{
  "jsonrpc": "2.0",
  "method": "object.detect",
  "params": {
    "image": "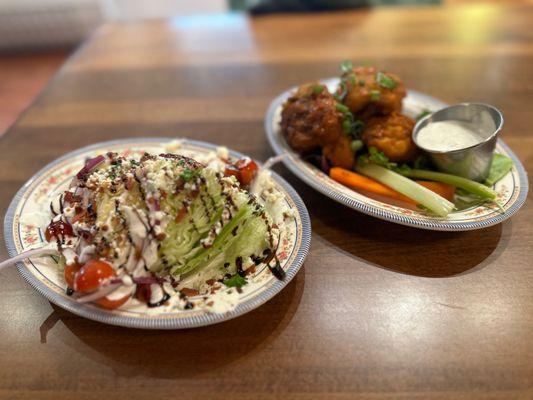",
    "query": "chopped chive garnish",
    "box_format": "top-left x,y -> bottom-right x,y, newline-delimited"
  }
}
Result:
370,90 -> 381,101
352,119 -> 364,136
334,81 -> 348,101
416,109 -> 432,121
348,73 -> 357,86
342,119 -> 352,134
180,168 -> 199,182
312,85 -> 325,94
223,275 -> 247,288
335,103 -> 350,114
376,71 -> 397,90
342,115 -> 364,139
340,60 -> 354,73
350,140 -> 364,152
